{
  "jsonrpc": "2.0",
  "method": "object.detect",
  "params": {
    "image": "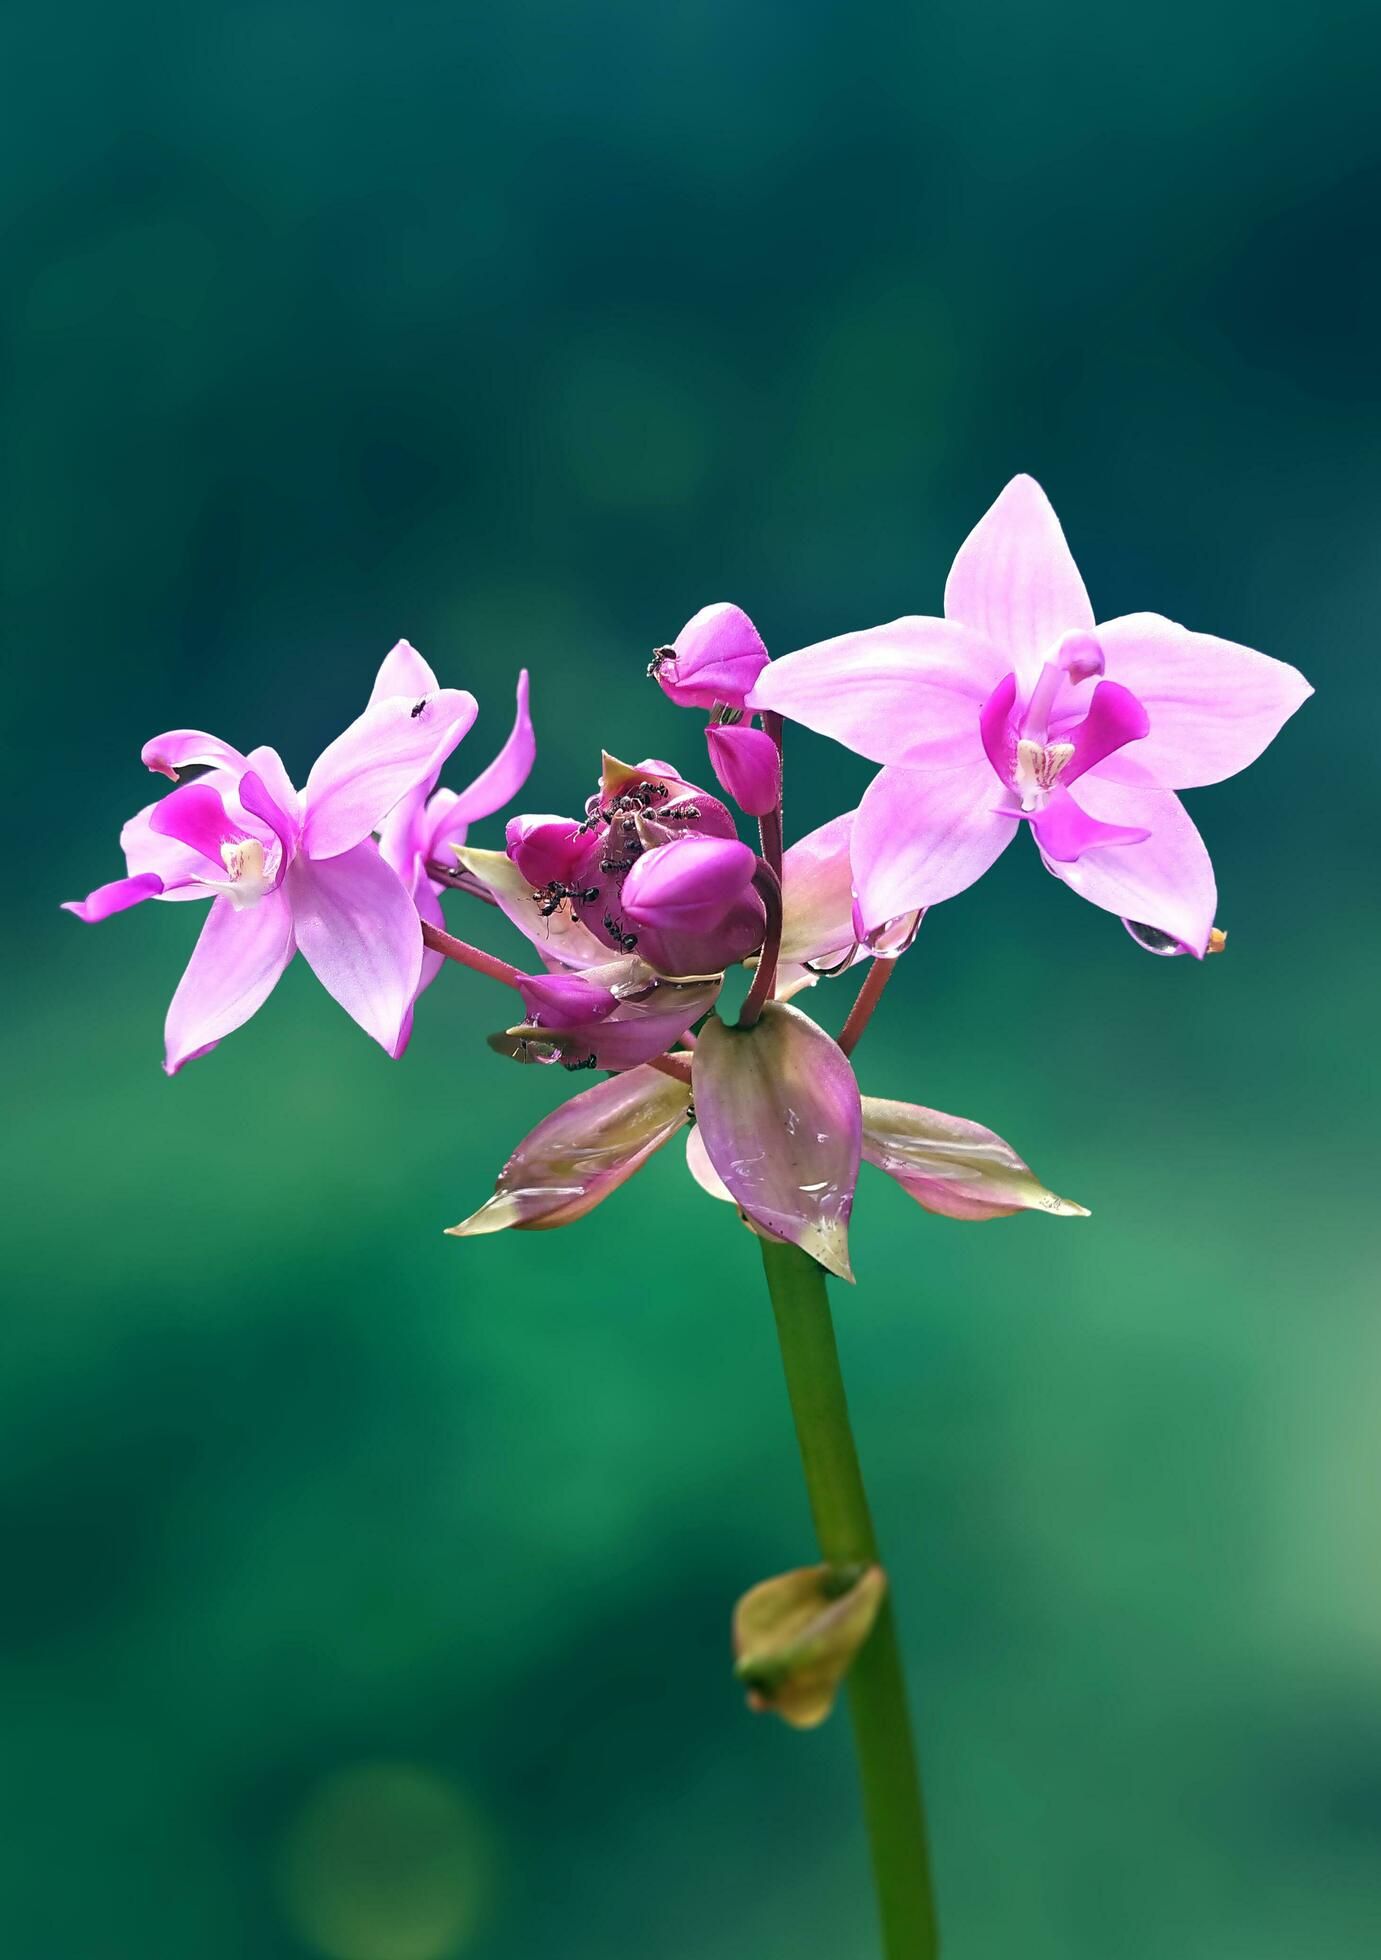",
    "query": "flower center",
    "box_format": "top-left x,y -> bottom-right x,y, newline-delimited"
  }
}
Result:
1013,737 -> 1075,811
218,836 -> 275,909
